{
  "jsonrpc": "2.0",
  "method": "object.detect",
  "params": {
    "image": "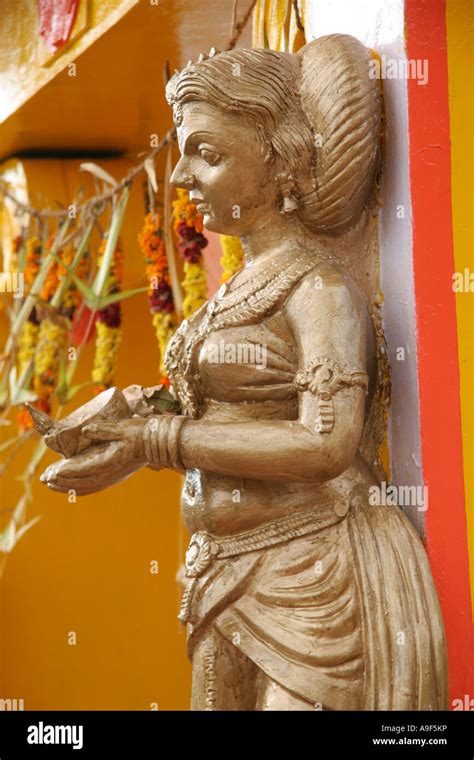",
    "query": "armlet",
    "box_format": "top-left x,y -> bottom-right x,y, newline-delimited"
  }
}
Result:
294,356 -> 369,434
